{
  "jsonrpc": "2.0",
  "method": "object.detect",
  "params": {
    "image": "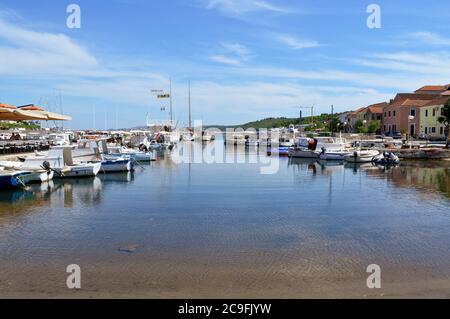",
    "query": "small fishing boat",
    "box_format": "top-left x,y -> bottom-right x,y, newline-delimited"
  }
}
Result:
267,146 -> 290,156
289,136 -> 350,159
0,171 -> 34,189
344,150 -> 380,163
99,157 -> 134,173
319,148 -> 353,161
0,160 -> 54,183
182,132 -> 196,142
107,146 -> 156,162
18,146 -> 102,178
201,132 -> 215,142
